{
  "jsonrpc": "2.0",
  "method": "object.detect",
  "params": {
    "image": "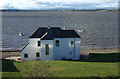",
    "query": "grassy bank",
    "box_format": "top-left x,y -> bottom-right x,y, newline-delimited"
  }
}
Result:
2,53 -> 120,77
